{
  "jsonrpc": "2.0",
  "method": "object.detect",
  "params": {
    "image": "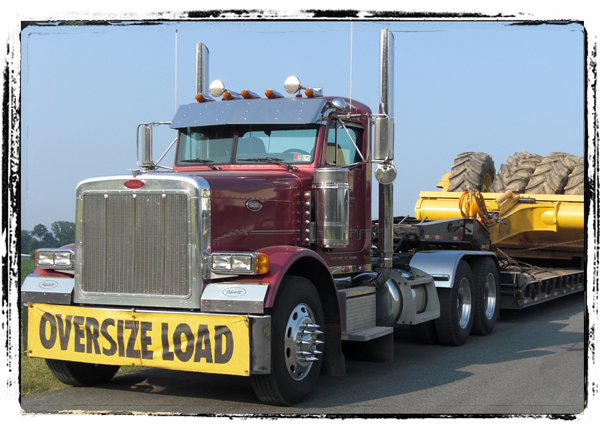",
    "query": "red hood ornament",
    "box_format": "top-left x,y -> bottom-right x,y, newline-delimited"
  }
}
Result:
124,180 -> 145,189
